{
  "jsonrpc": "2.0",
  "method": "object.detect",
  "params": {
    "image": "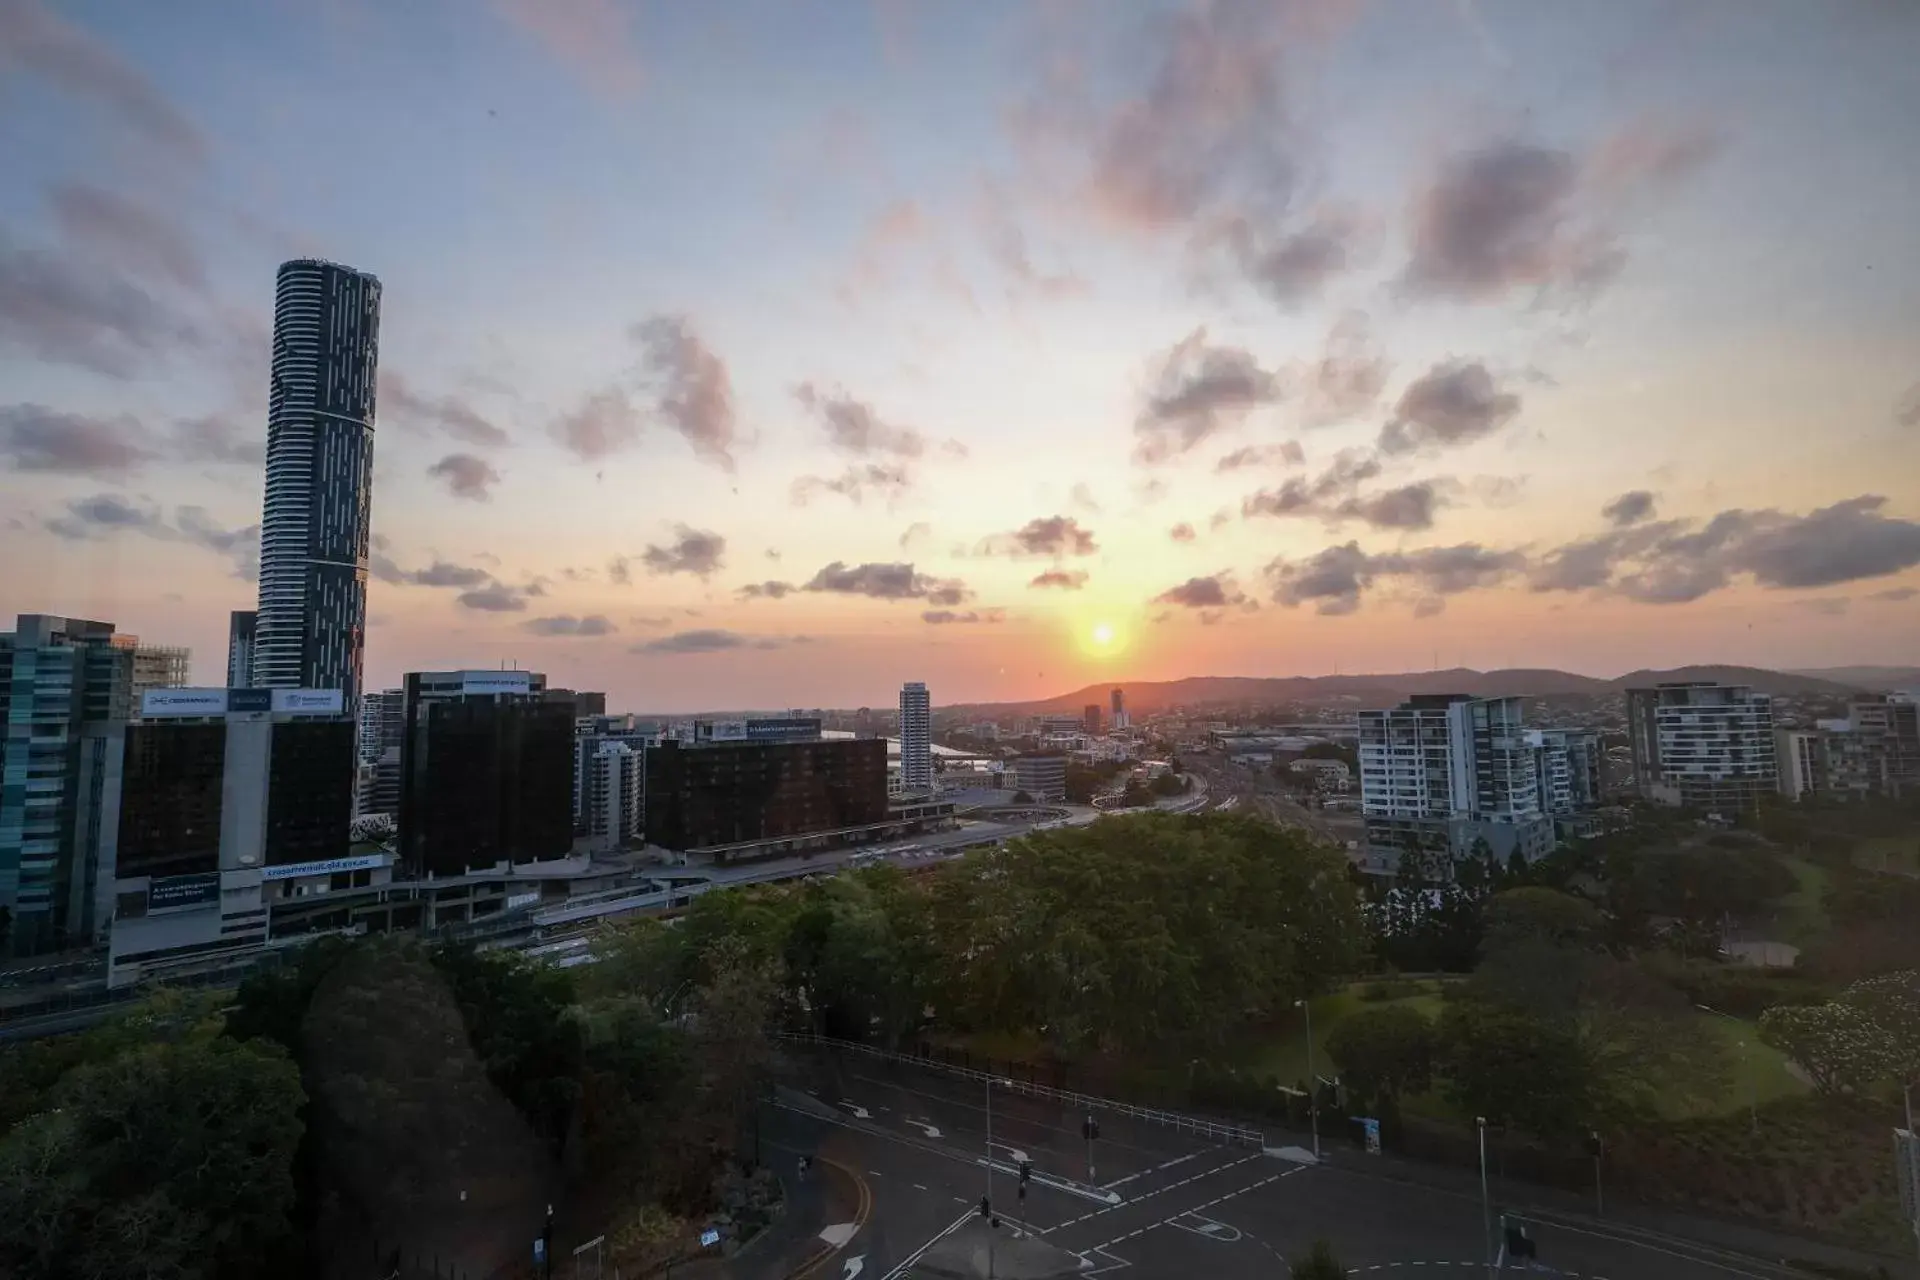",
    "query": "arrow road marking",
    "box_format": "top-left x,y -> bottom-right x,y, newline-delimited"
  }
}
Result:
843,1255 -> 865,1279
820,1223 -> 859,1247
839,1100 -> 872,1119
905,1118 -> 943,1139
992,1142 -> 1030,1164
